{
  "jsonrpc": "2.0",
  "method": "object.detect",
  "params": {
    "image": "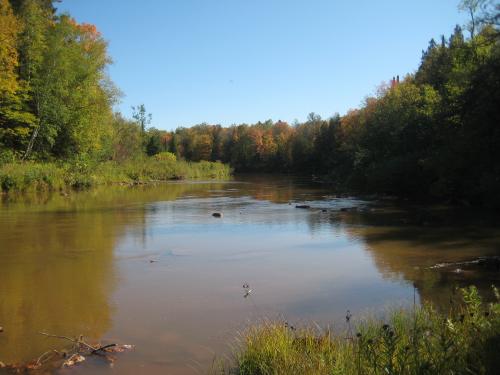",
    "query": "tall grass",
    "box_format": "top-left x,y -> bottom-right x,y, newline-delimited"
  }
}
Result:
218,286 -> 500,375
0,158 -> 232,193
0,162 -> 66,192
